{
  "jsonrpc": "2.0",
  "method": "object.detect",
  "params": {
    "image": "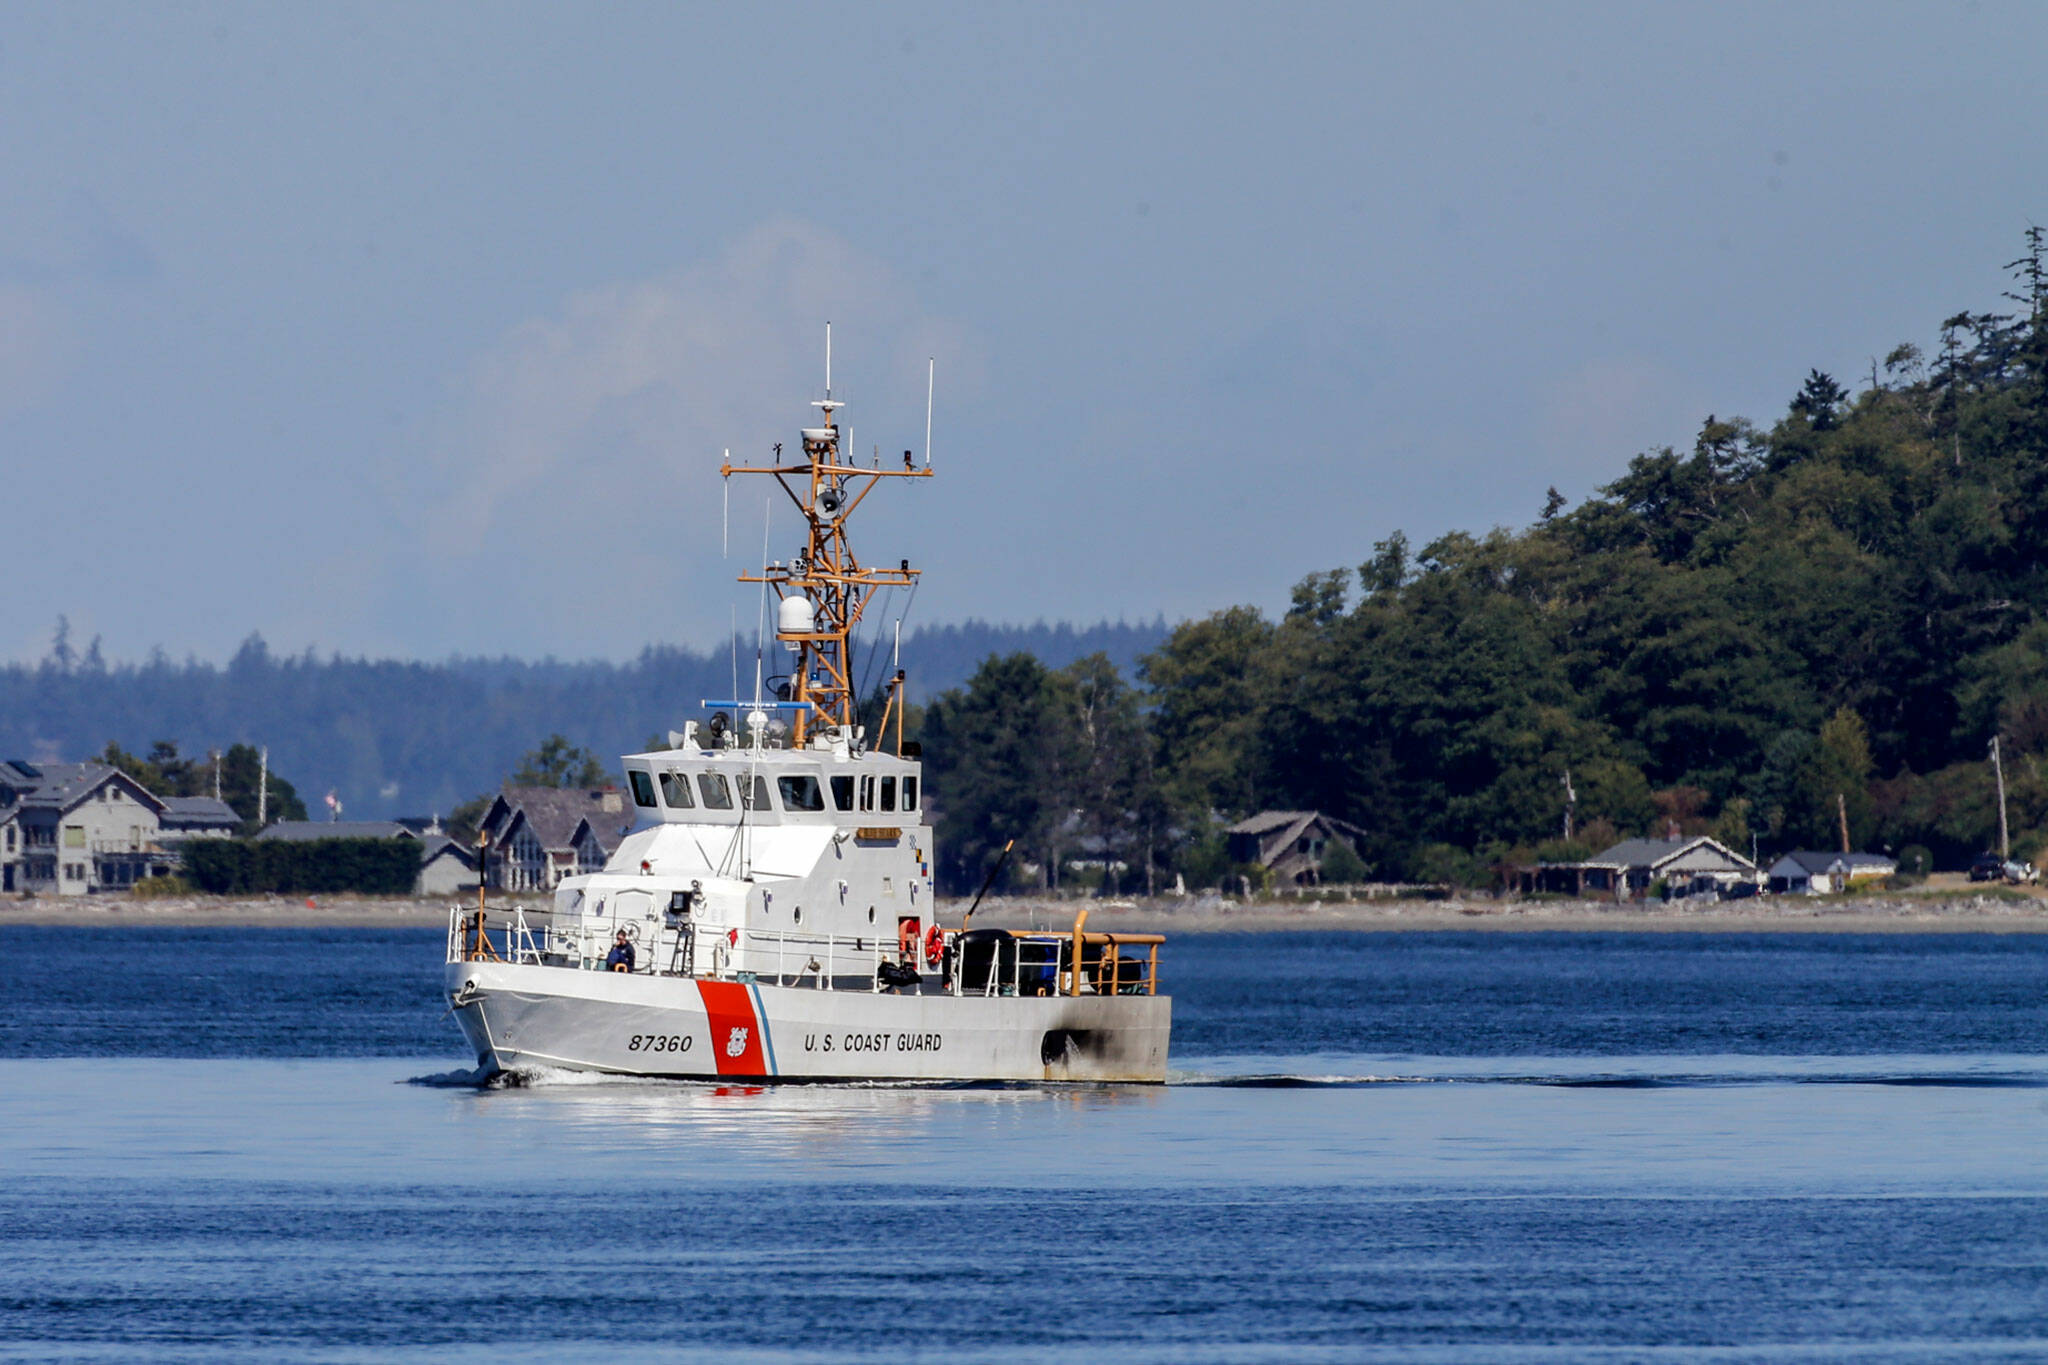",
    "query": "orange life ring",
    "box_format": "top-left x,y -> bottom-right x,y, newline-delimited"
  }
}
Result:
923,923 -> 945,967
